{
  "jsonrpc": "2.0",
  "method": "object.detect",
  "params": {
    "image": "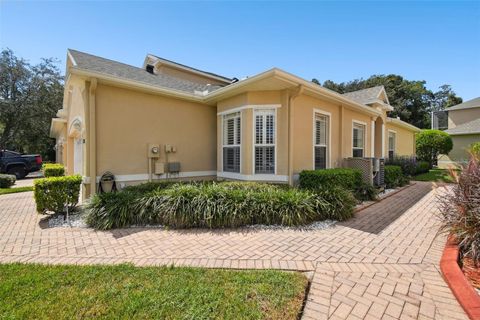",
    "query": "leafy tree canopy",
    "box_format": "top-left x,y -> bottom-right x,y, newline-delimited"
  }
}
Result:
416,129 -> 453,166
0,49 -> 63,160
313,75 -> 462,129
